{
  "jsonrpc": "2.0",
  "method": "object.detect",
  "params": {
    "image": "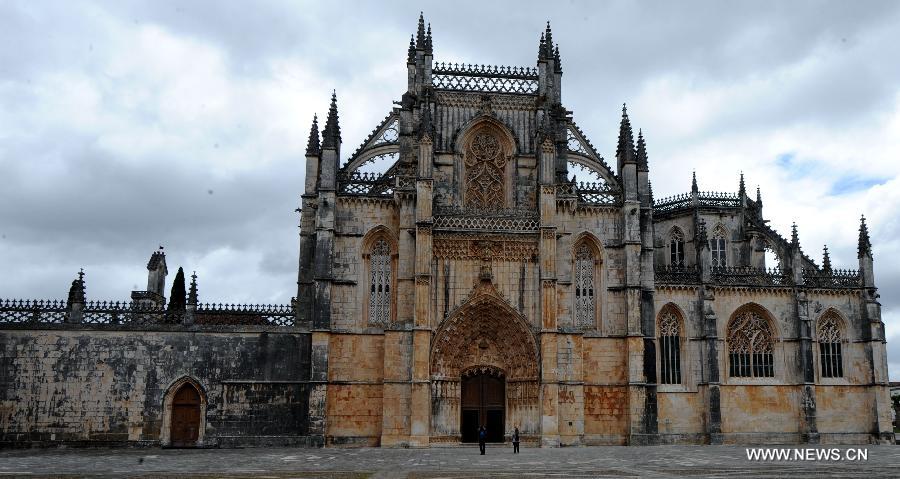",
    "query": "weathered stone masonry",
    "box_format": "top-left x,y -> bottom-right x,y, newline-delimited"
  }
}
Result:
0,14 -> 892,448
